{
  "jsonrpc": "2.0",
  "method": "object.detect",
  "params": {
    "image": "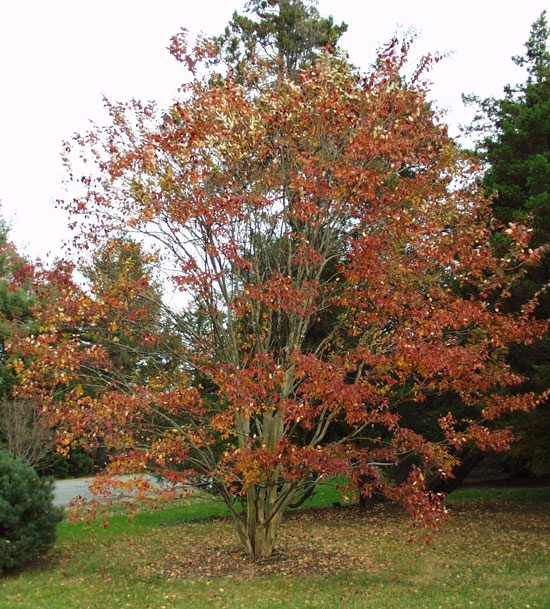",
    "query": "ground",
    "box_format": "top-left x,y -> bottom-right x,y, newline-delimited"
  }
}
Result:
2,490 -> 548,609
141,505 -> 410,580
133,494 -> 549,581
